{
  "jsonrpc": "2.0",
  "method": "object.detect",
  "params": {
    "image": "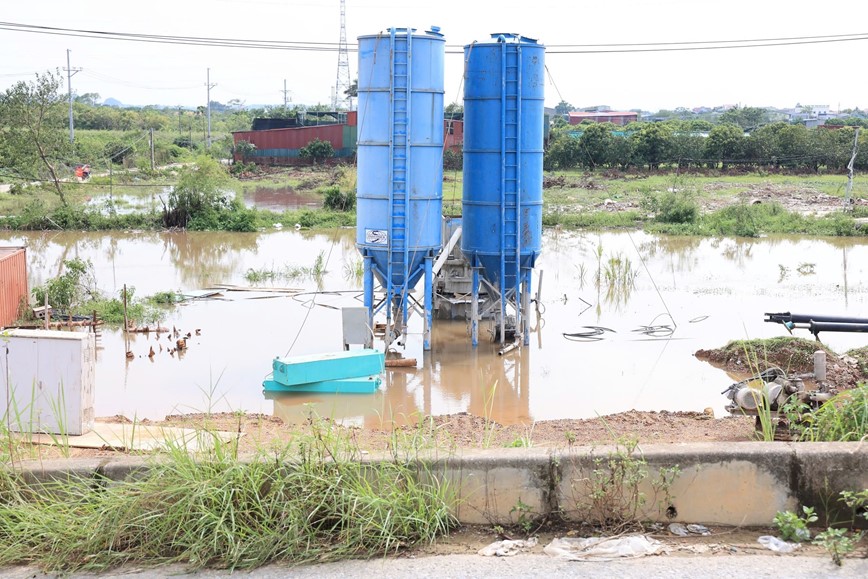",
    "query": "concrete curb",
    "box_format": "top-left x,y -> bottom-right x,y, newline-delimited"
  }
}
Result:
8,441 -> 868,527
